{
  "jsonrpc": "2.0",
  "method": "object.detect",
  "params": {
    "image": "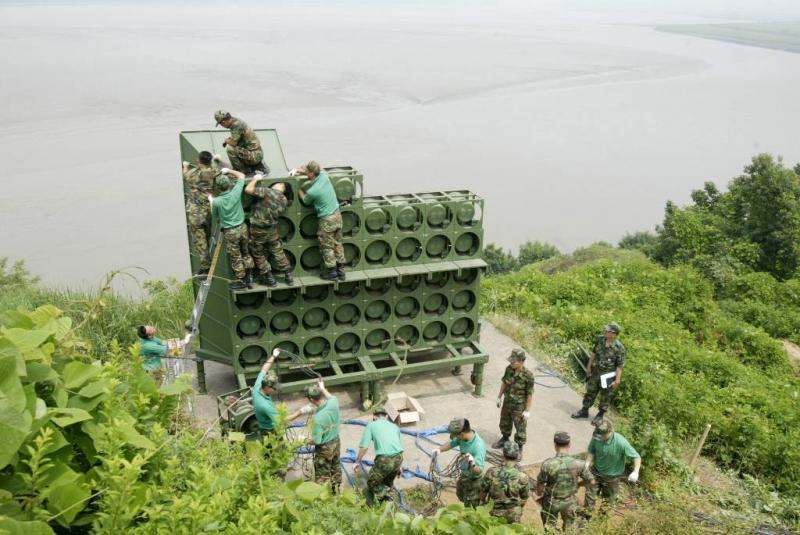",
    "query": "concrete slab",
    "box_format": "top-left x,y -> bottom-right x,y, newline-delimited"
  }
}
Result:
181,321 -> 595,489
